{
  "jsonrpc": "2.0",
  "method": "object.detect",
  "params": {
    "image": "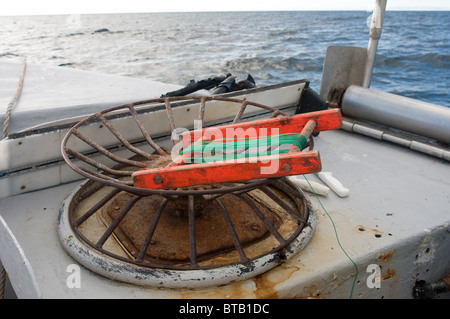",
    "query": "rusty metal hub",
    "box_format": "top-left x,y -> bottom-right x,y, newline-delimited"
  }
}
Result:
101,192 -> 281,264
